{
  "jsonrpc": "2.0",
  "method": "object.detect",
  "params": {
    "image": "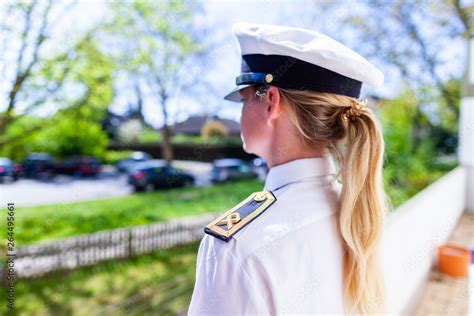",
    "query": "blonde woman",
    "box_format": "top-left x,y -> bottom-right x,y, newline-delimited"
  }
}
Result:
188,22 -> 390,315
